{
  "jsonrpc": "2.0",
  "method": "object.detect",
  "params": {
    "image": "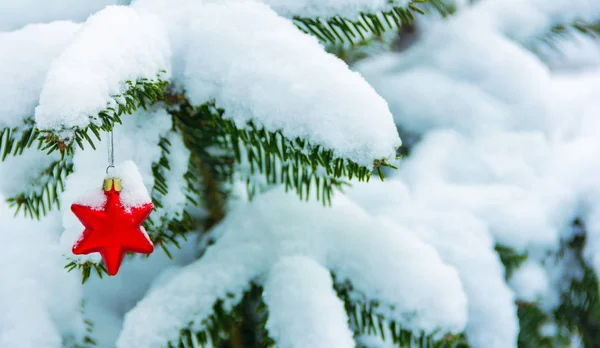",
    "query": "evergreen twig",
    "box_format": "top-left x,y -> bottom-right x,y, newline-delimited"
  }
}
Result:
293,0 -> 453,46
64,260 -> 109,285
39,72 -> 169,156
169,98 -> 395,205
0,120 -> 39,160
170,284 -> 275,348
332,274 -> 469,348
6,157 -> 74,219
62,300 -> 97,347
144,136 -> 197,258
